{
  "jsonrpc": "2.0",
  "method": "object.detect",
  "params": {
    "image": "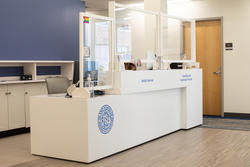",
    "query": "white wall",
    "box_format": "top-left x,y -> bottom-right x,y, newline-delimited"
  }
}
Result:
168,0 -> 250,114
